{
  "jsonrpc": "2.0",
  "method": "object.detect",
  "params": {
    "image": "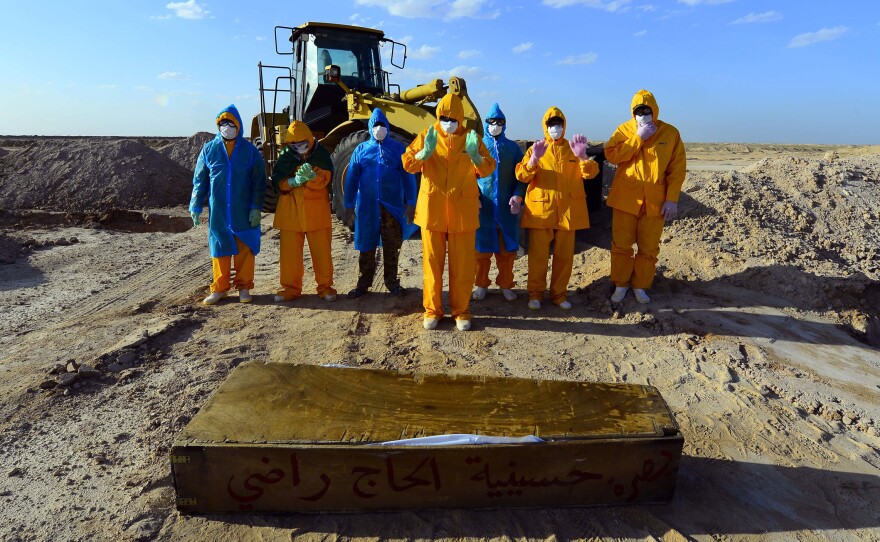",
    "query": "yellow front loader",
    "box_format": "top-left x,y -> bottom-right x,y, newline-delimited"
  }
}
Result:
251,22 -> 483,218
